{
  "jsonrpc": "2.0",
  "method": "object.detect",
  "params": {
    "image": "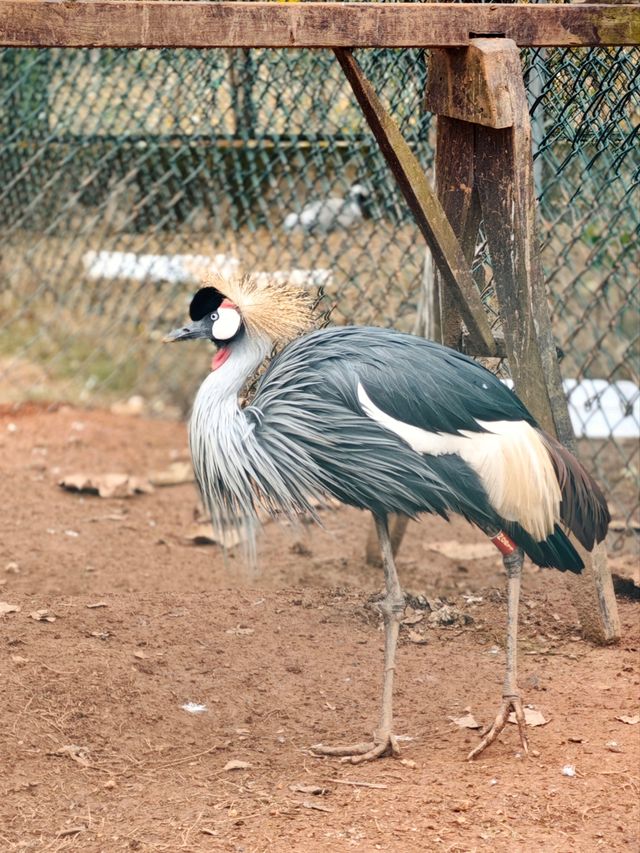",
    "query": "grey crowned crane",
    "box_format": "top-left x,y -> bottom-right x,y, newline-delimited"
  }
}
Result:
283,183 -> 370,234
164,274 -> 609,763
